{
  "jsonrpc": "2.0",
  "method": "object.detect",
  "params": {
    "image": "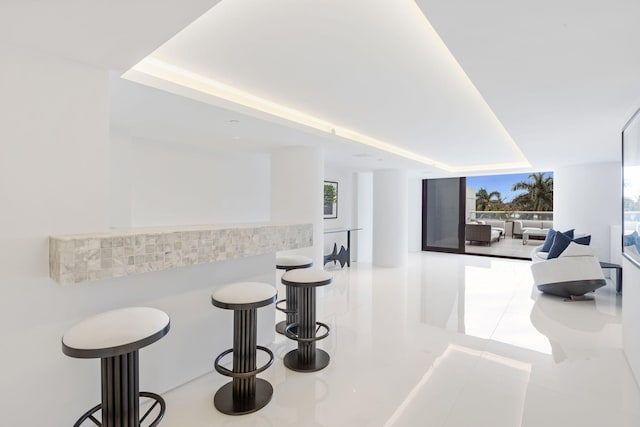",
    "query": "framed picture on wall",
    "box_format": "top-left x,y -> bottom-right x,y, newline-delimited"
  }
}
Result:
324,181 -> 338,219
